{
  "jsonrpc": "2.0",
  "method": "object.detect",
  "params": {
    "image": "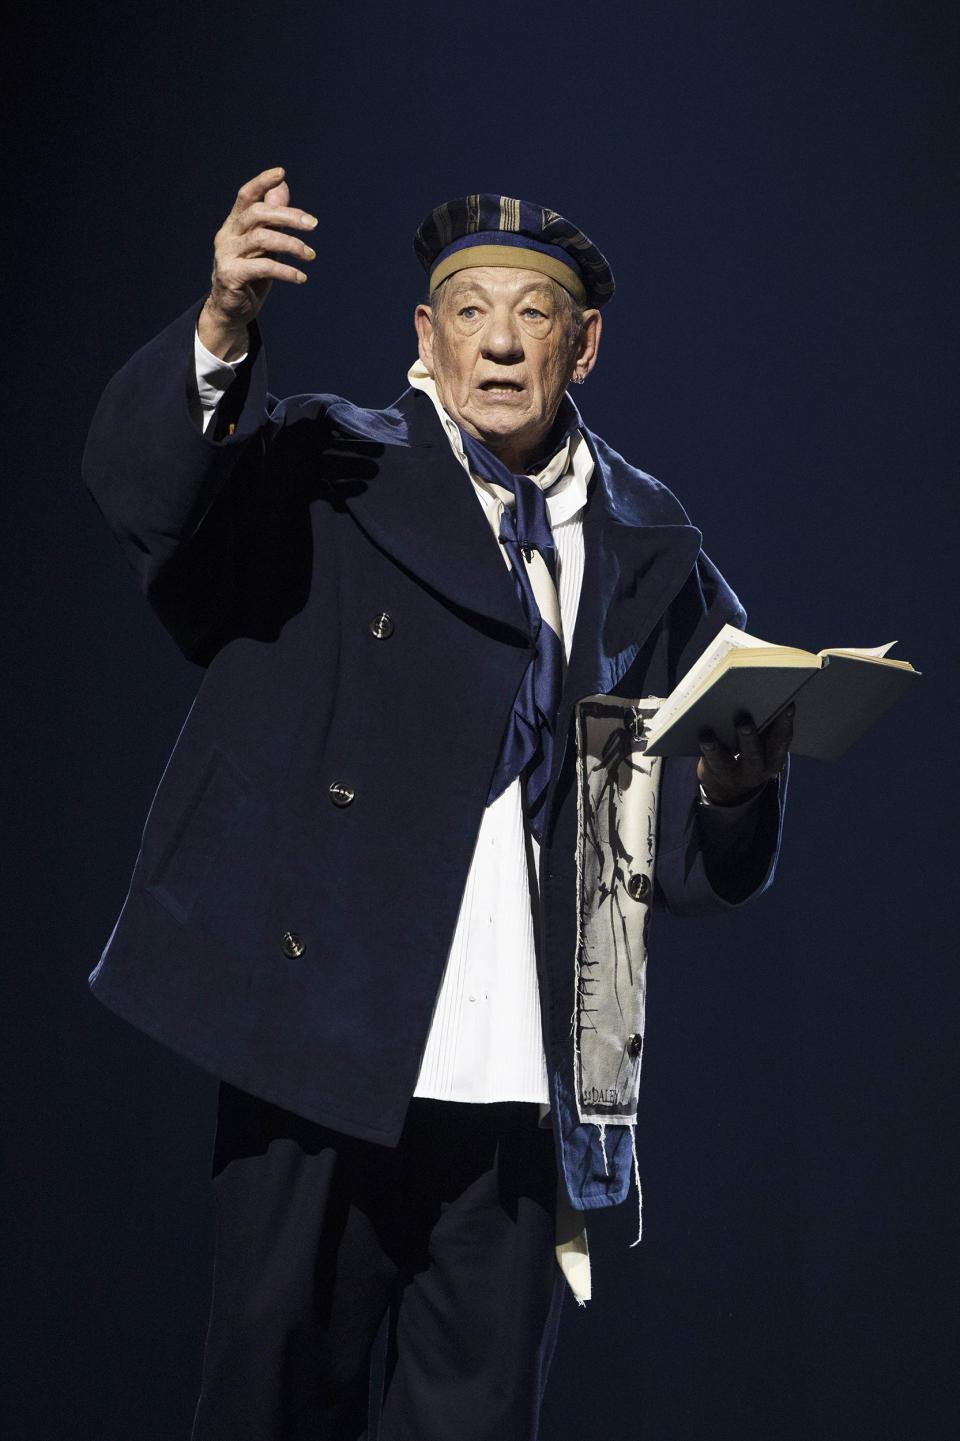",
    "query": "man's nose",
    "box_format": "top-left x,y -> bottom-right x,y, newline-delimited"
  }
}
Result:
481,310 -> 524,362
